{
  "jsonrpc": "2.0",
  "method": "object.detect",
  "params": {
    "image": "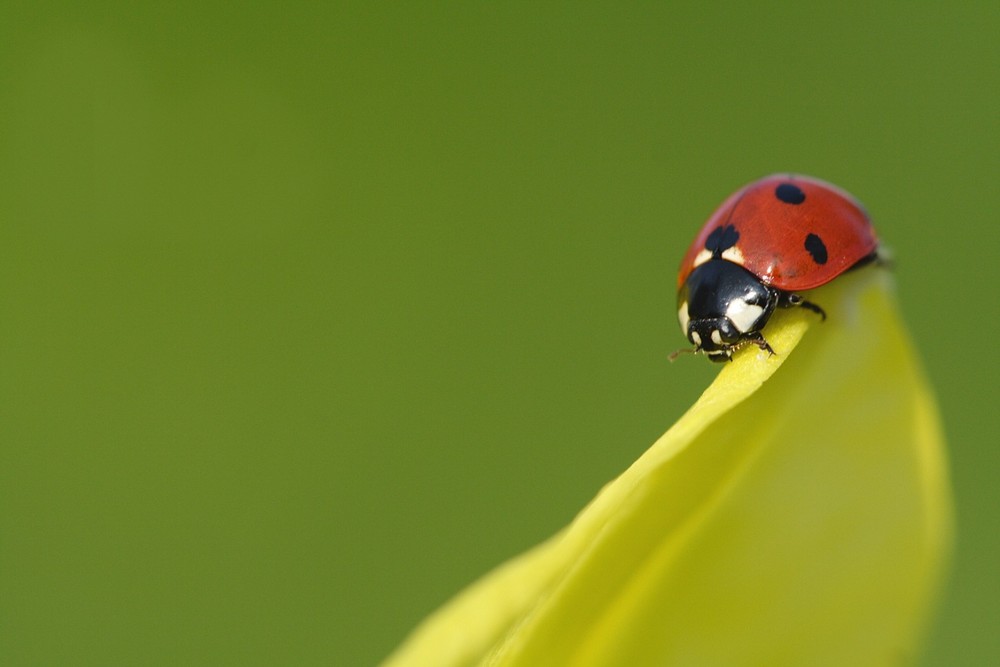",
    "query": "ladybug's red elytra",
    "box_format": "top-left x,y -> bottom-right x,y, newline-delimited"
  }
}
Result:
675,174 -> 879,362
